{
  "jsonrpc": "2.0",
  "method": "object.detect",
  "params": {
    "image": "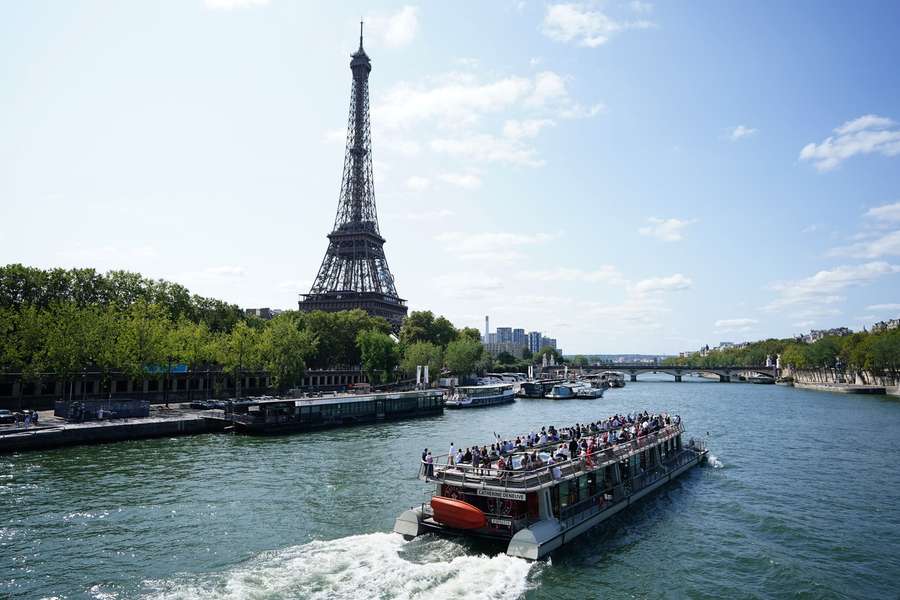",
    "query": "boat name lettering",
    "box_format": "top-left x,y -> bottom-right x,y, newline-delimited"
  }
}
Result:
490,518 -> 512,526
476,489 -> 526,501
